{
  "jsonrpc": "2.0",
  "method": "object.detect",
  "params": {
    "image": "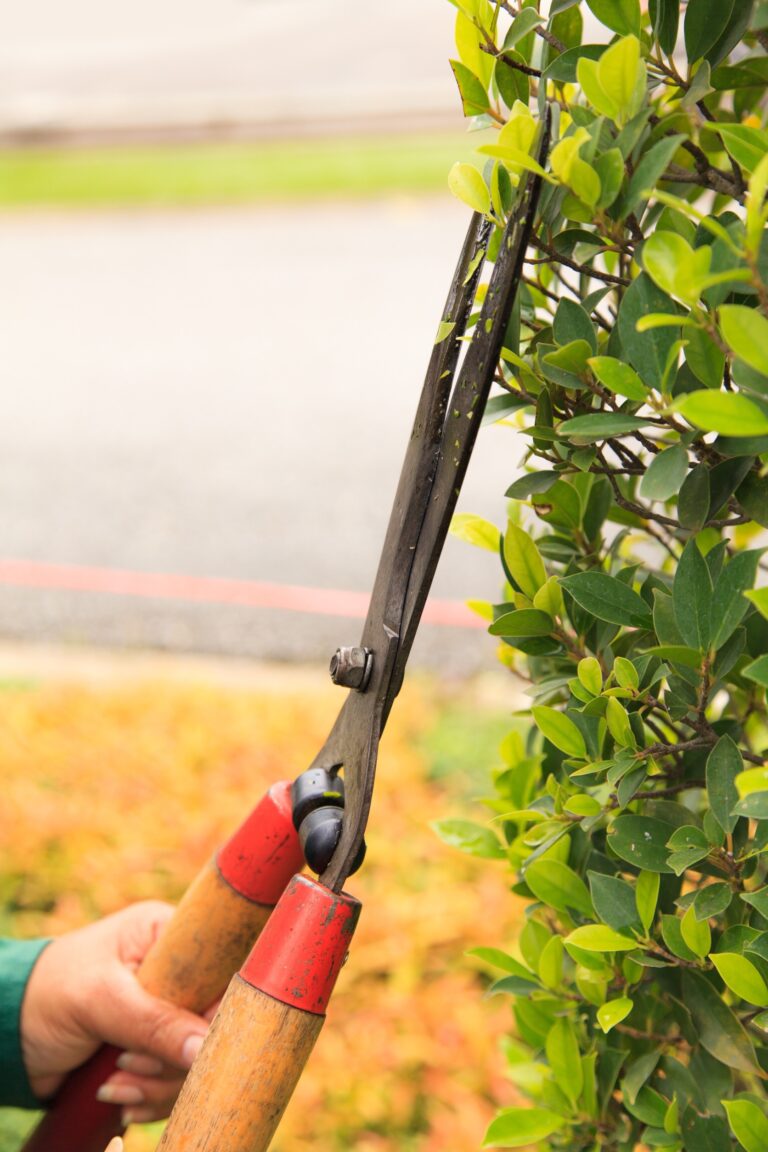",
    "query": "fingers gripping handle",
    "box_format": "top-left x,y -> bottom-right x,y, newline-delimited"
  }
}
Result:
22,783 -> 304,1152
157,876 -> 361,1152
